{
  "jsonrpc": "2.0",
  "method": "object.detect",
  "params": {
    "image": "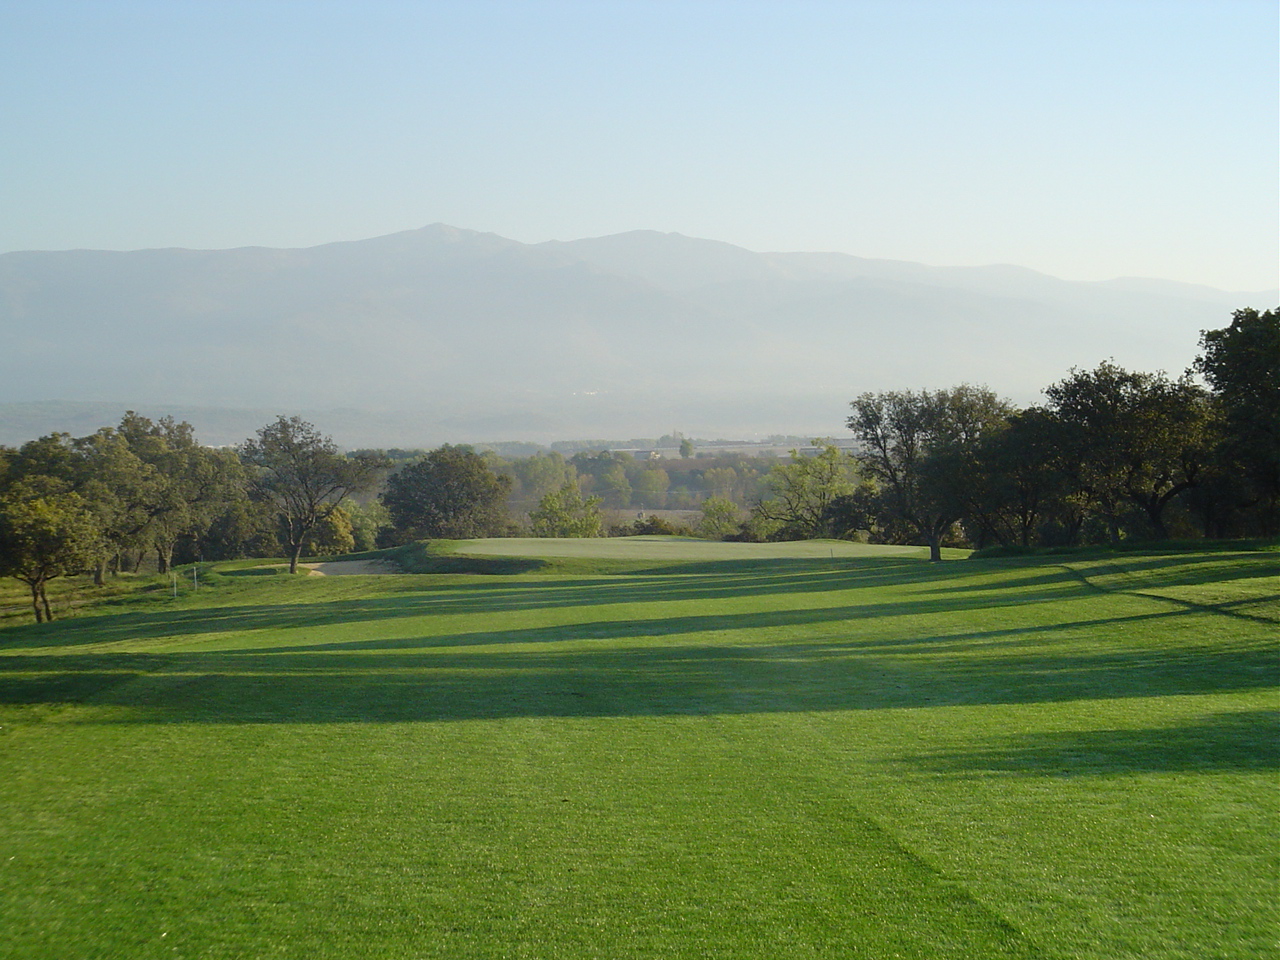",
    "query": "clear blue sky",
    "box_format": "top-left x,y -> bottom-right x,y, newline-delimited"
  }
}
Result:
2,0 -> 1276,290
